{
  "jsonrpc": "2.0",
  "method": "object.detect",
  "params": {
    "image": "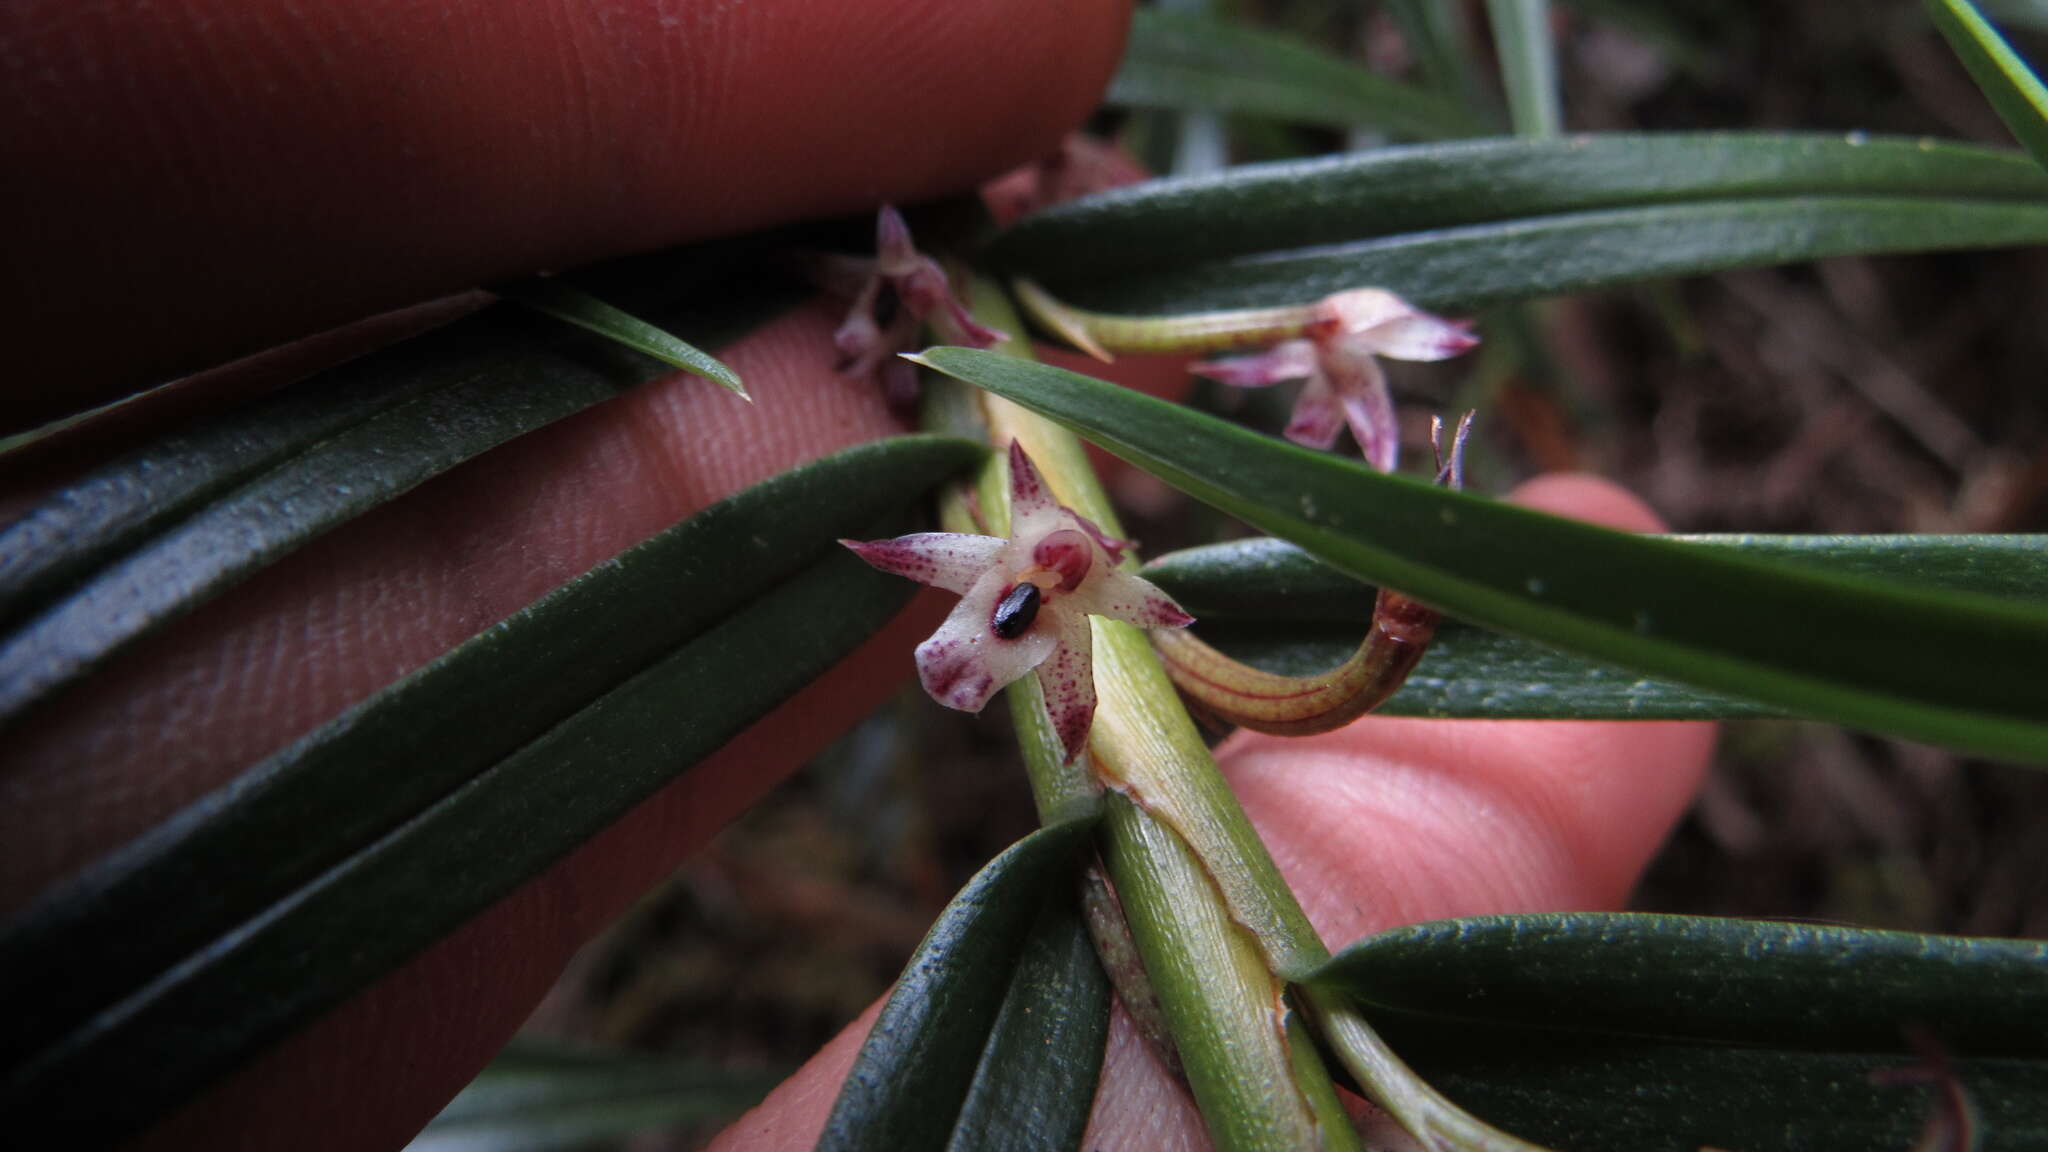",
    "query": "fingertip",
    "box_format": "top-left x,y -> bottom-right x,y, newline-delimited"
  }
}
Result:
1507,472 -> 1670,533
5,0 -> 1135,424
